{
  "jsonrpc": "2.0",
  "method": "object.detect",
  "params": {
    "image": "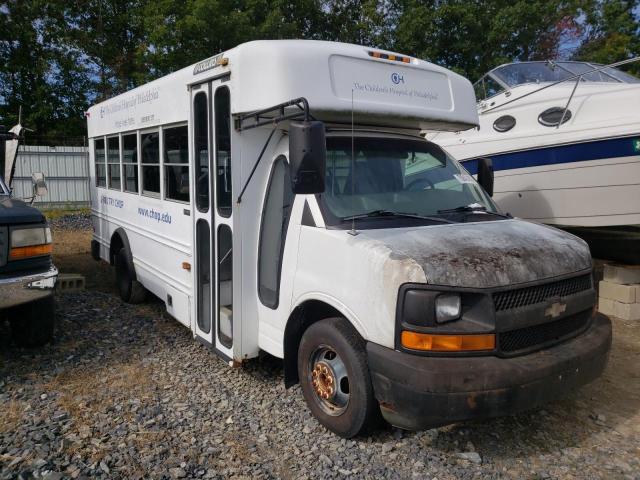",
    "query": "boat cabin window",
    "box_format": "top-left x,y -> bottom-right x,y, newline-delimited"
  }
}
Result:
474,75 -> 505,101
492,62 -> 573,87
